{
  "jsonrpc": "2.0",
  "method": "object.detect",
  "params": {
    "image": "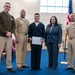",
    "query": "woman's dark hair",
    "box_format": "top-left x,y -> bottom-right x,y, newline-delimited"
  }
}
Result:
50,16 -> 58,26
